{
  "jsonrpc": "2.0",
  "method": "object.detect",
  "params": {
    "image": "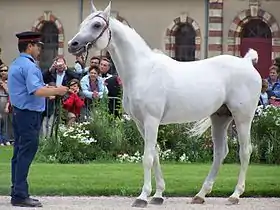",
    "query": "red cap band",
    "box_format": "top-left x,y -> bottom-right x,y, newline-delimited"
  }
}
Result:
18,38 -> 41,43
